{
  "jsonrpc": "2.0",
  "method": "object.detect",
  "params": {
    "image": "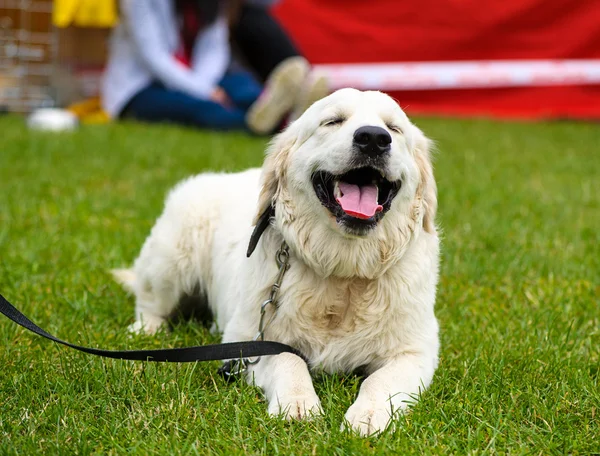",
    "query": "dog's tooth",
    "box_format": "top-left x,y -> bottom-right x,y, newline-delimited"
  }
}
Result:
334,180 -> 341,198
